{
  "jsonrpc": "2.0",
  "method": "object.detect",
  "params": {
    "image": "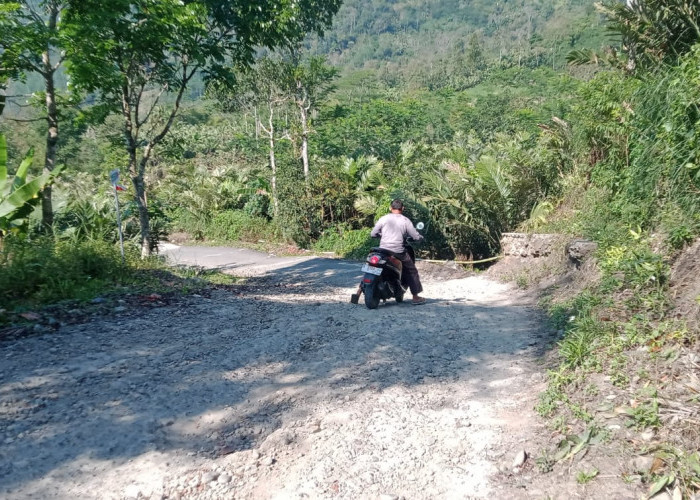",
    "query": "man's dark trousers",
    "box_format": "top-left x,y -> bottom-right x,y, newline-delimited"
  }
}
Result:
397,252 -> 423,295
